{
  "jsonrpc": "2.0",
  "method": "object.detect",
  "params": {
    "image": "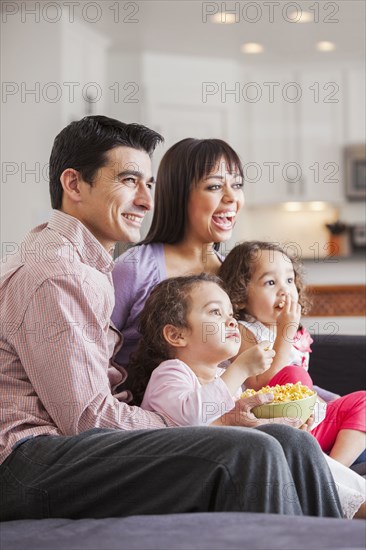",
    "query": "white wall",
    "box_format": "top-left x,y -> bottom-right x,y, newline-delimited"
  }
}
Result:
1,14 -> 109,251
106,51 -> 143,124
1,17 -> 61,248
